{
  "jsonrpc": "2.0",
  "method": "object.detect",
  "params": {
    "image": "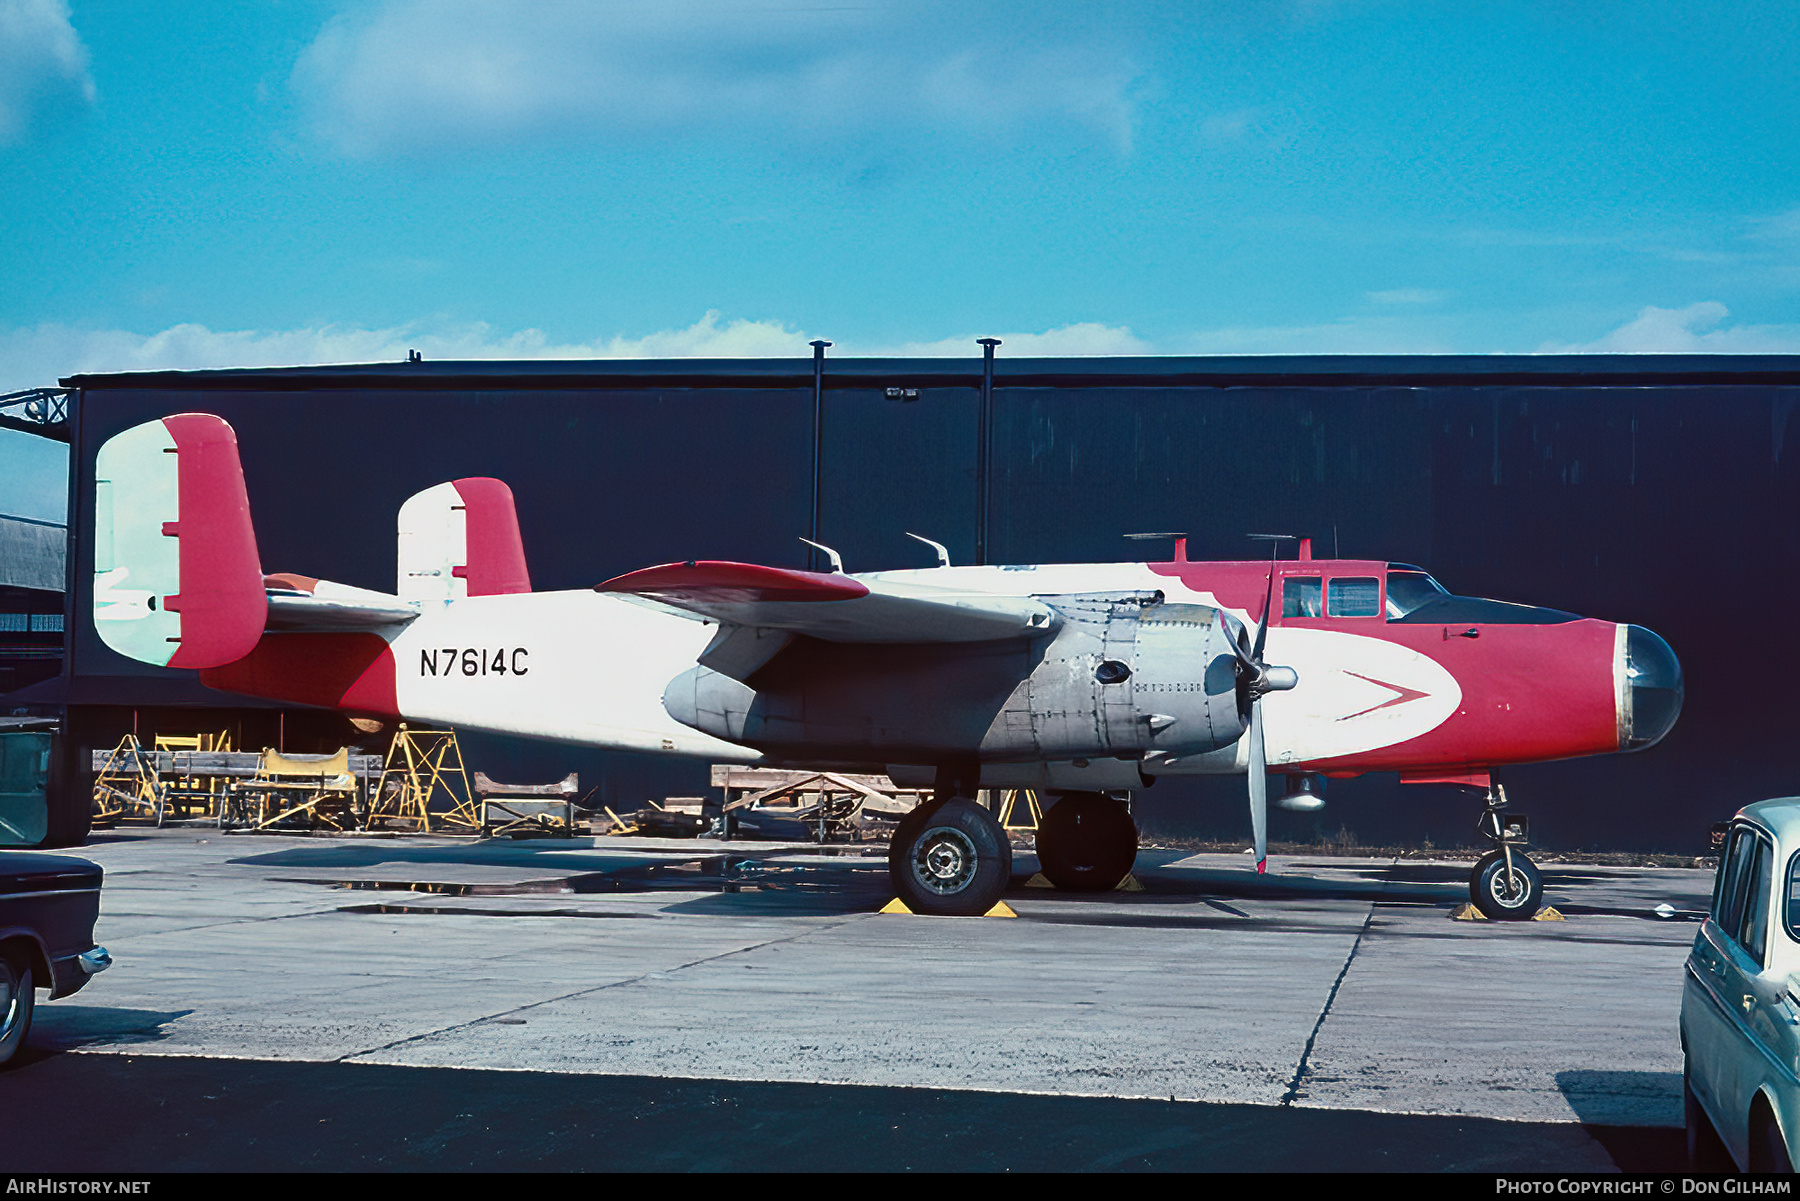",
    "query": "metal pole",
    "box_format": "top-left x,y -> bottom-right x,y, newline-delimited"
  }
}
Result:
976,338 -> 1001,566
809,340 -> 831,571
61,389 -> 81,685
